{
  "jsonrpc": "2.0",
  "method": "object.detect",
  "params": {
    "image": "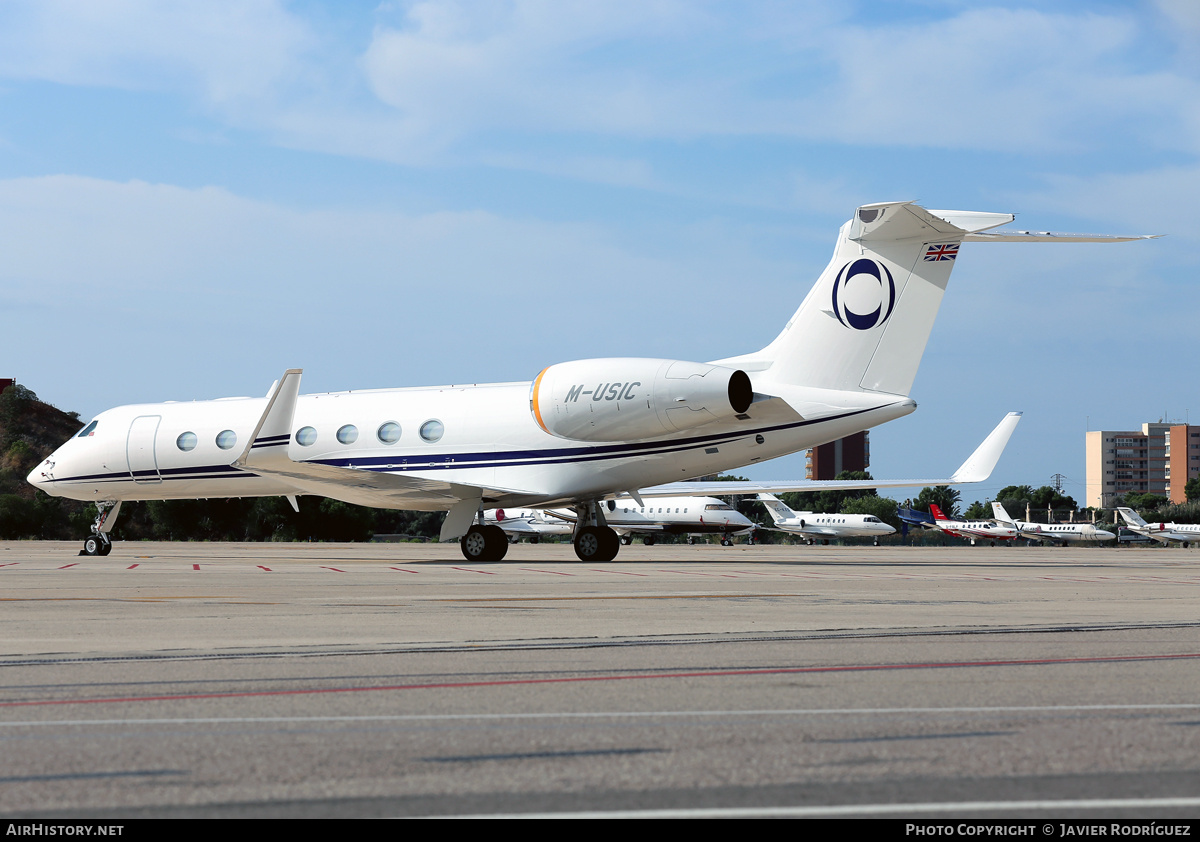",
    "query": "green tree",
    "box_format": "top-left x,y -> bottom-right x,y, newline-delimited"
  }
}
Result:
916,486 -> 961,519
1186,477 -> 1200,502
